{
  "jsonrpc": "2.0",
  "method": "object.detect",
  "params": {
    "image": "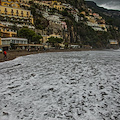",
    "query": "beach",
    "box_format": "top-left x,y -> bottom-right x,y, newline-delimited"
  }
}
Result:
0,49 -> 91,62
0,50 -> 119,120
